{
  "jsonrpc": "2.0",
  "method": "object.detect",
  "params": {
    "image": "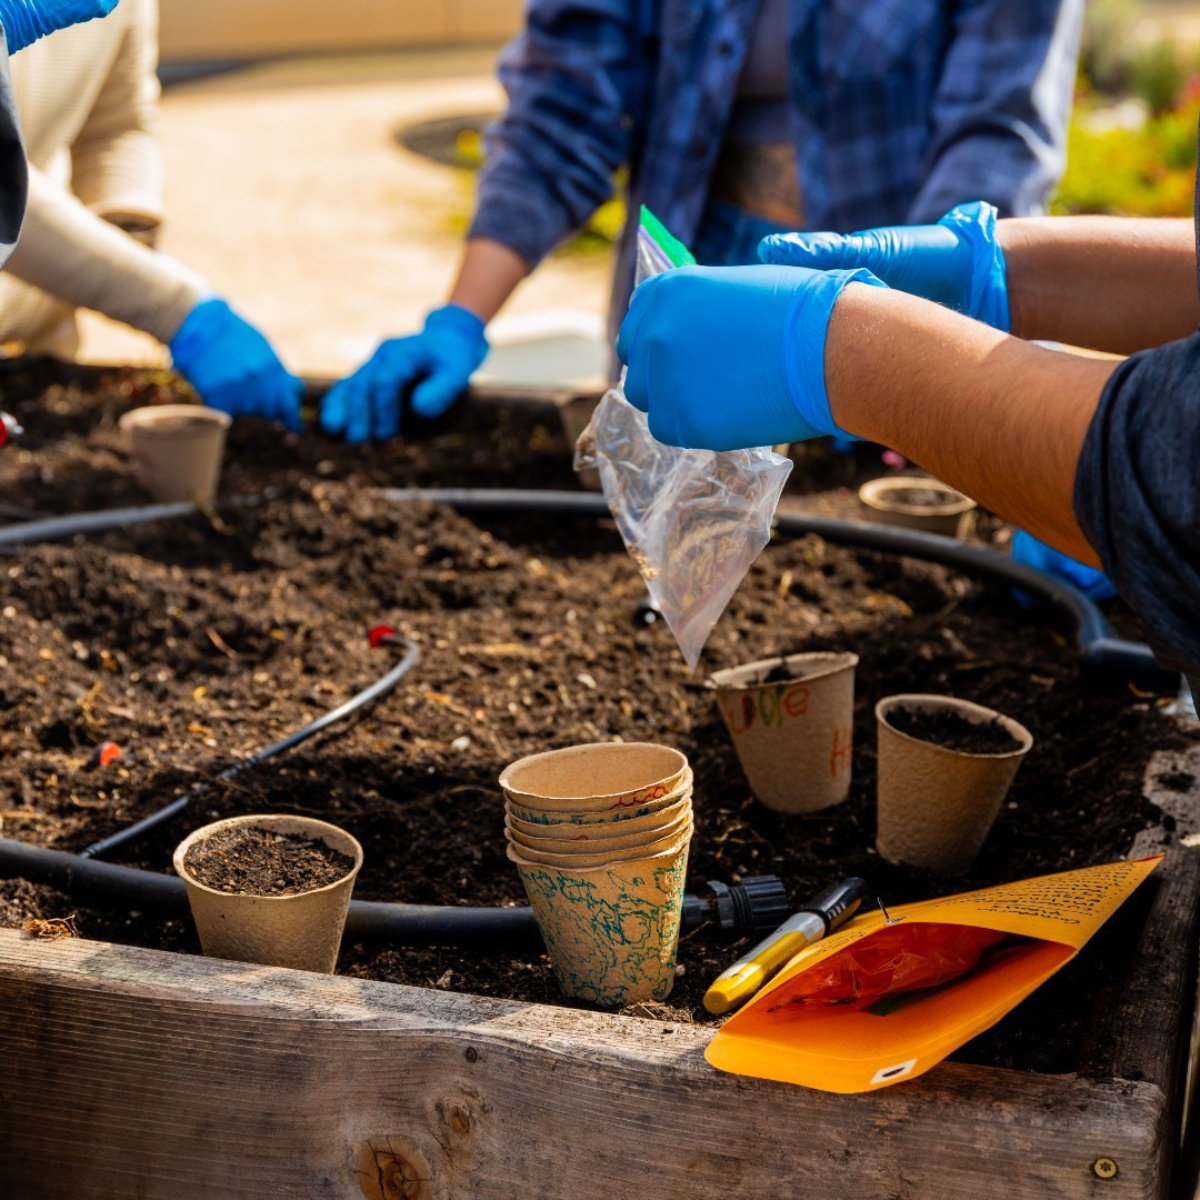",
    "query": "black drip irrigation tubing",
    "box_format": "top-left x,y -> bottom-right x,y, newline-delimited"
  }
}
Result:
0,837 -> 783,946
0,837 -> 535,946
78,632 -> 419,860
0,500 -> 198,546
0,483 -> 1178,944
